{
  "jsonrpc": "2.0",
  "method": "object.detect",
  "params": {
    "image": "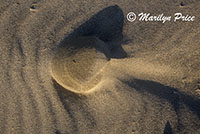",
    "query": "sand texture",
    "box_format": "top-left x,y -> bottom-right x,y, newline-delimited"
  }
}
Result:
51,36 -> 110,93
0,0 -> 200,134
